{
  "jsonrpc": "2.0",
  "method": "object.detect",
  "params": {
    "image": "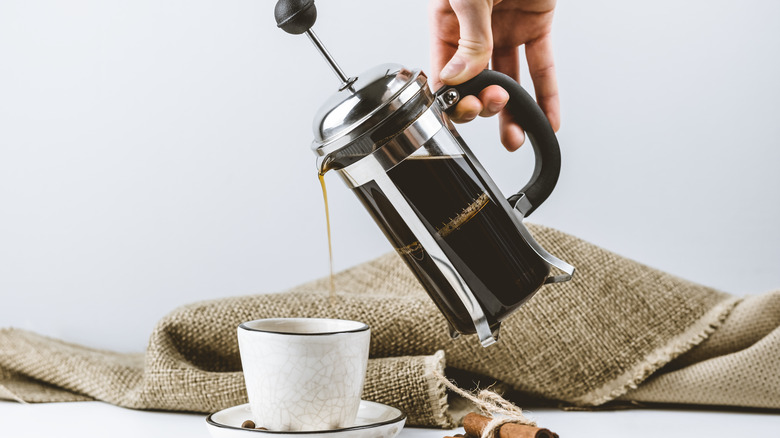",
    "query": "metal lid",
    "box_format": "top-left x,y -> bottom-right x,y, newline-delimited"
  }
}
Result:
311,63 -> 431,163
